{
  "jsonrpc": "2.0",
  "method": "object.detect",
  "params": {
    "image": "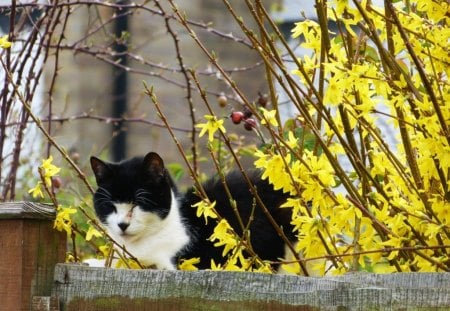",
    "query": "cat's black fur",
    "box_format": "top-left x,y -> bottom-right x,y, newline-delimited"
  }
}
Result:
91,152 -> 295,269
